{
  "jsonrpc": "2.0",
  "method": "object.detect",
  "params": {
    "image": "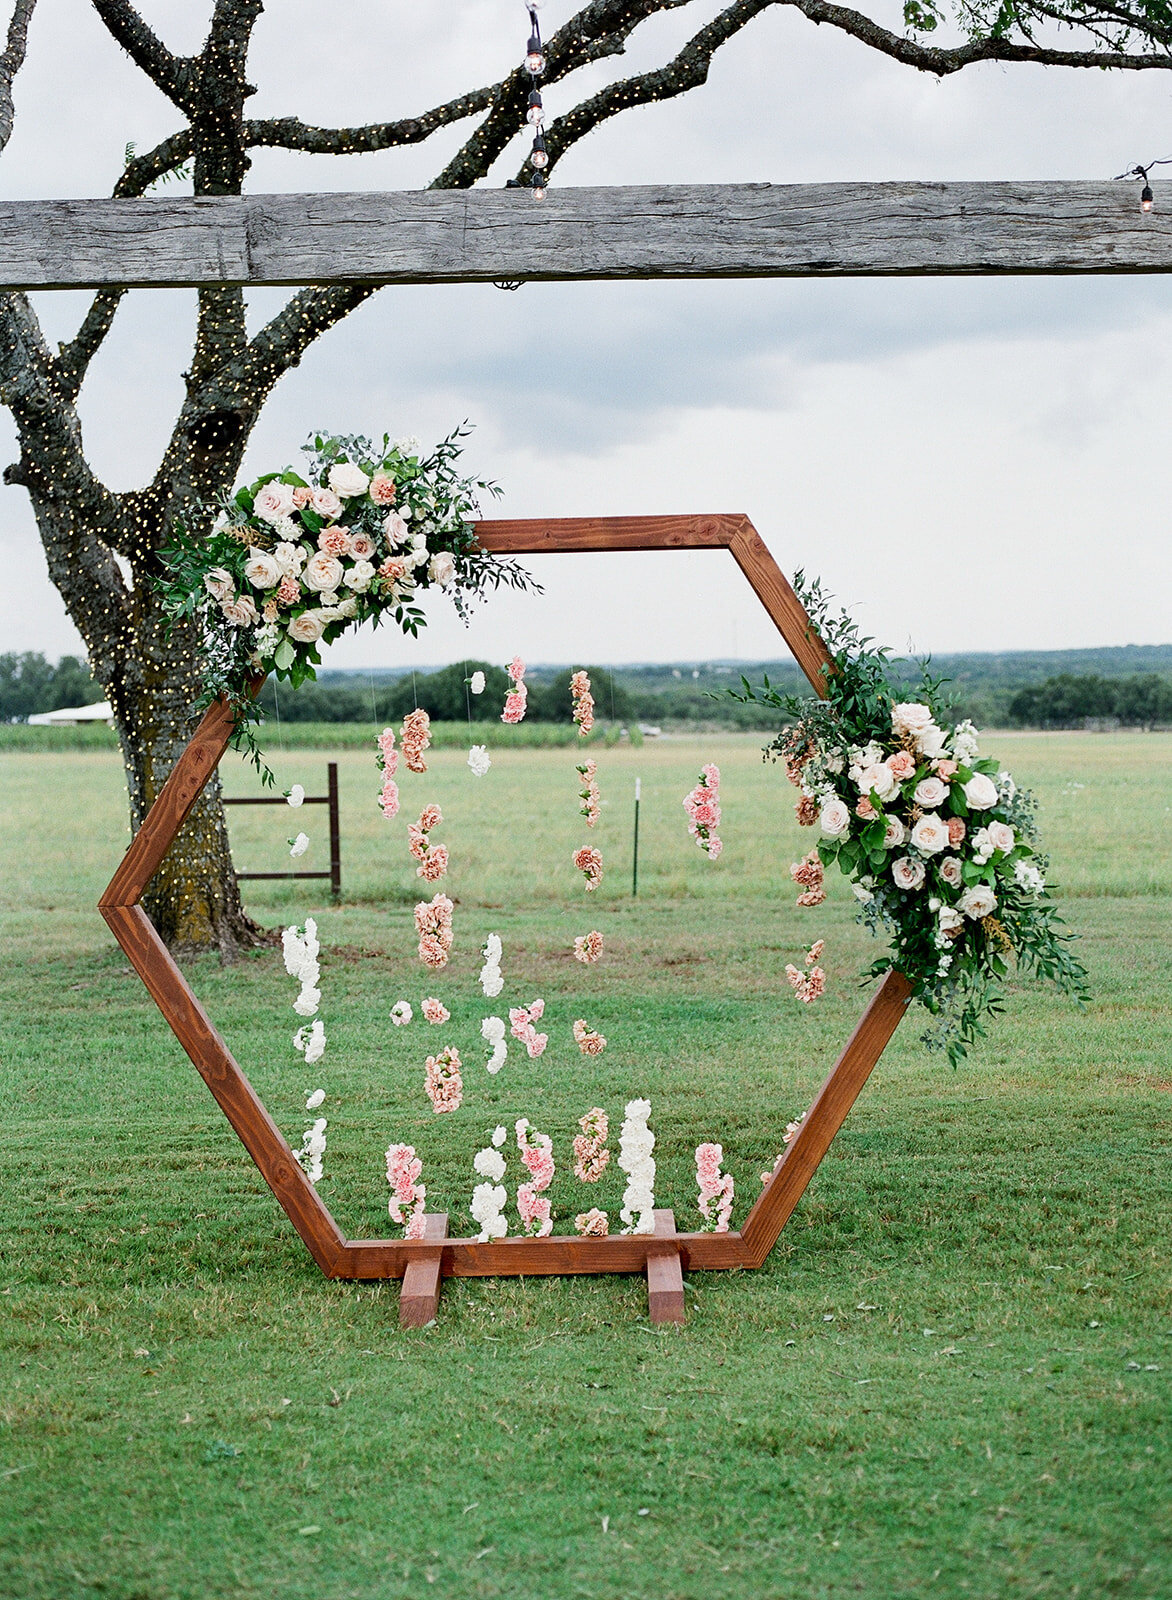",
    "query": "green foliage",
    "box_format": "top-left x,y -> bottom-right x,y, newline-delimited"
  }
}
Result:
0,651 -> 100,720
1008,671 -> 1172,729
